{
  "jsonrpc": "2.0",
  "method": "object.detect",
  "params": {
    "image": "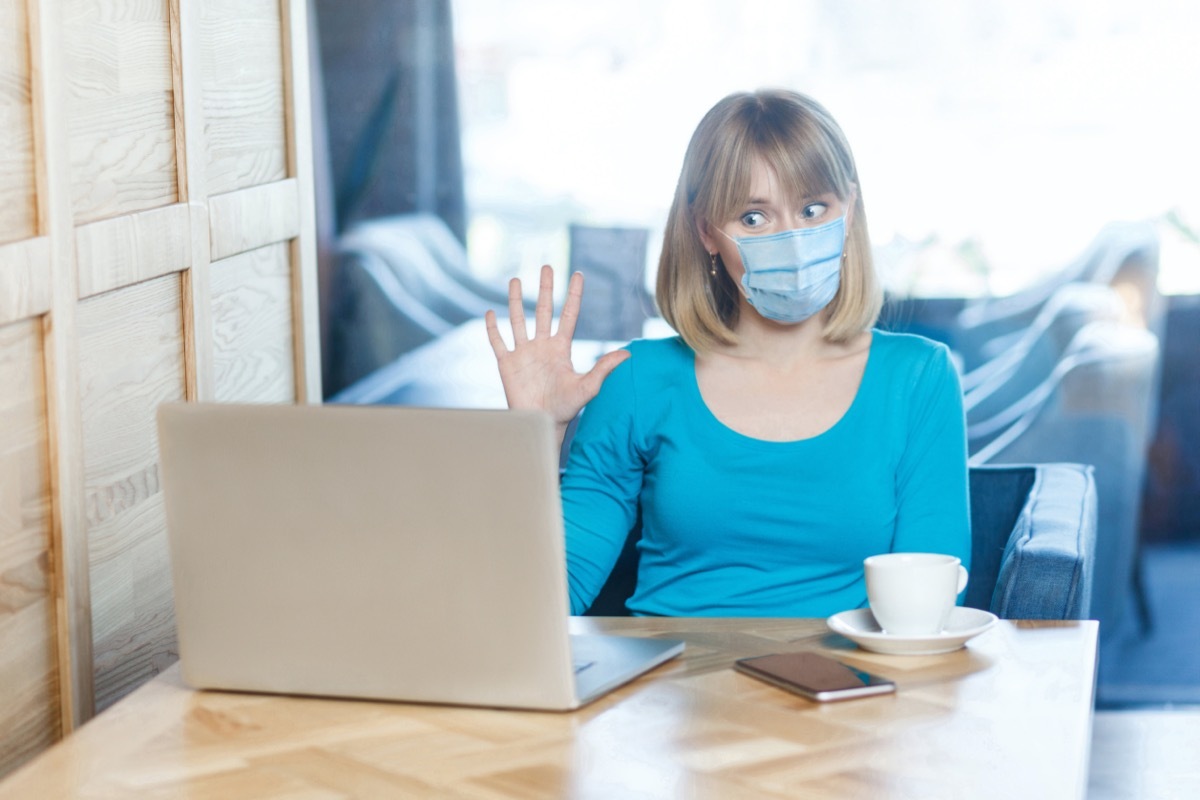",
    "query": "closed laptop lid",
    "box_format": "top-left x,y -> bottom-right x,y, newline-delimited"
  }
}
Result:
157,403 -> 579,709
